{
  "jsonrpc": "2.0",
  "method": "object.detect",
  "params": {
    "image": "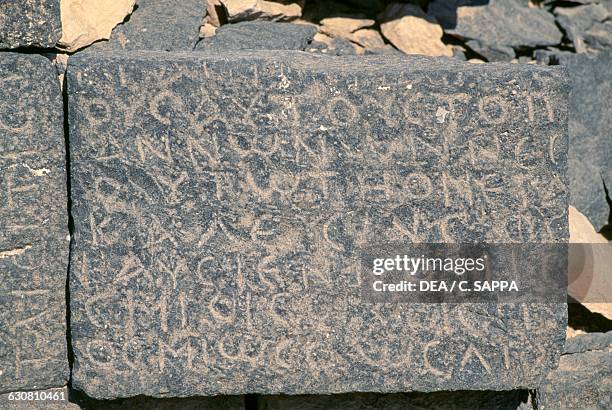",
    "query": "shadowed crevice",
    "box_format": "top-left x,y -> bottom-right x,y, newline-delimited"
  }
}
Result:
568,296 -> 612,333
62,64 -> 76,391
